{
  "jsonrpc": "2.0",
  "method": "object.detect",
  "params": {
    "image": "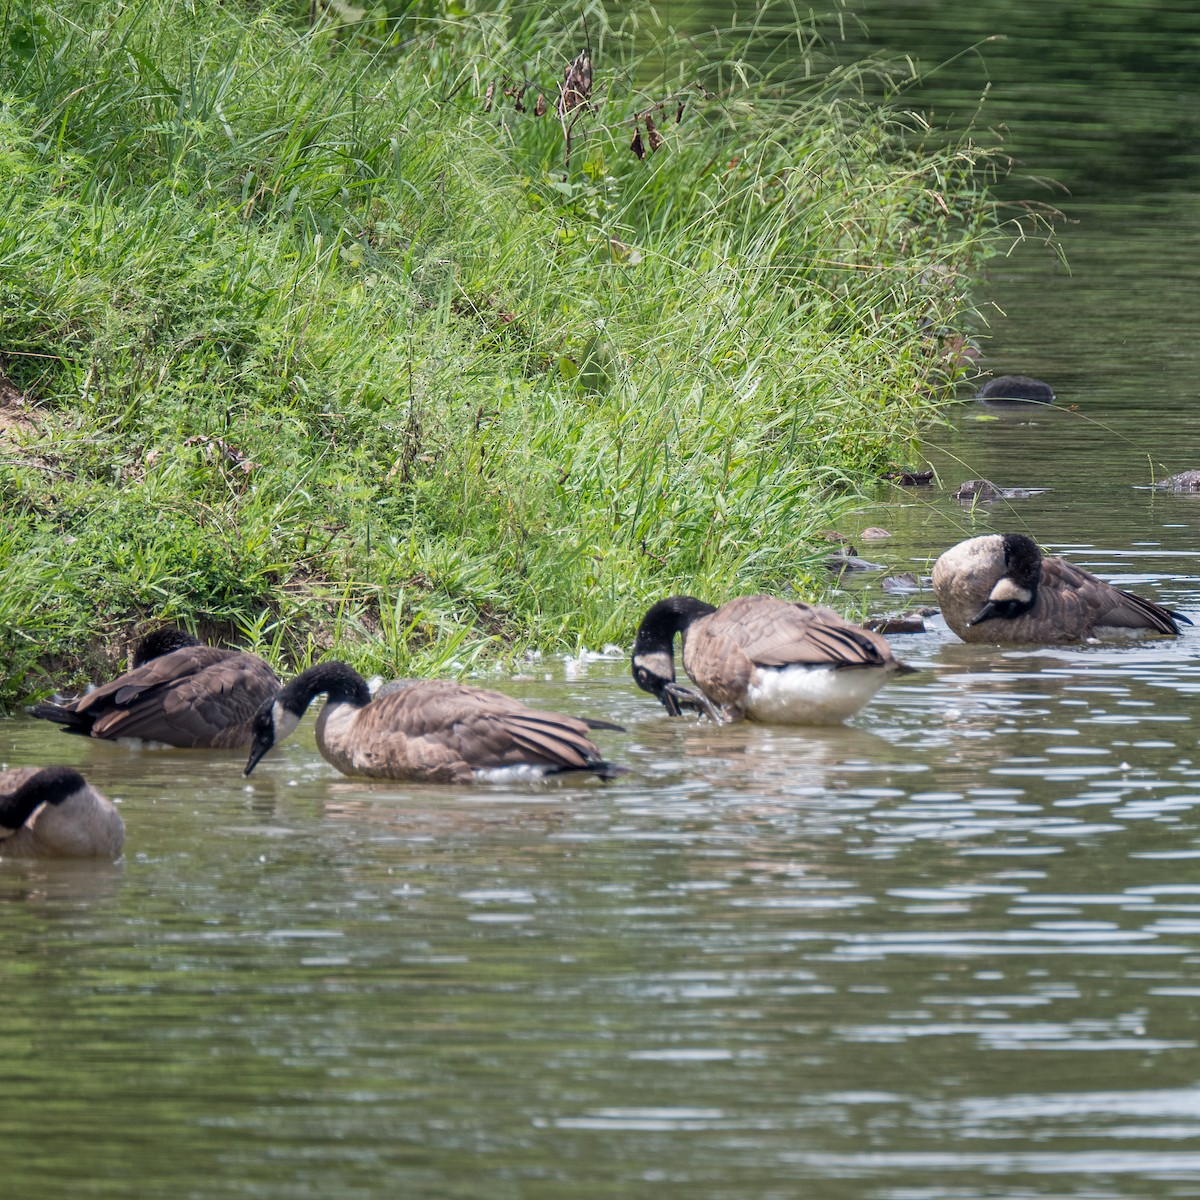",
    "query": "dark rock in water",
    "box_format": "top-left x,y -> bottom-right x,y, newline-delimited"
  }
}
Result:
881,573 -> 923,593
825,548 -> 886,575
976,374 -> 1056,403
885,469 -> 934,486
954,478 -> 1004,502
865,613 -> 926,634
1153,471 -> 1200,491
